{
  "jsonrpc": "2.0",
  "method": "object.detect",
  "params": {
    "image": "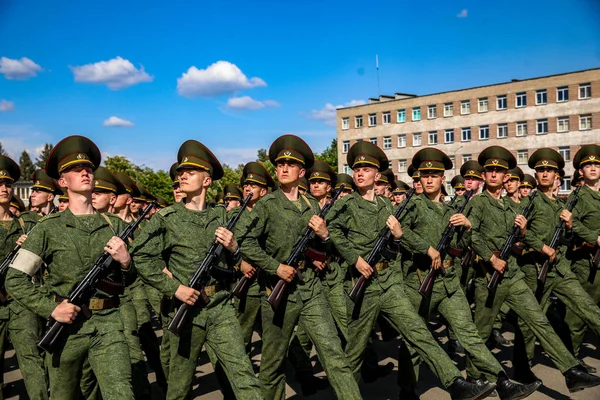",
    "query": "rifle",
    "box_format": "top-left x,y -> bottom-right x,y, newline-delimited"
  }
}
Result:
348,188 -> 416,303
485,191 -> 538,307
37,201 -> 156,353
536,185 -> 582,297
266,184 -> 345,311
167,193 -> 252,336
418,191 -> 473,298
